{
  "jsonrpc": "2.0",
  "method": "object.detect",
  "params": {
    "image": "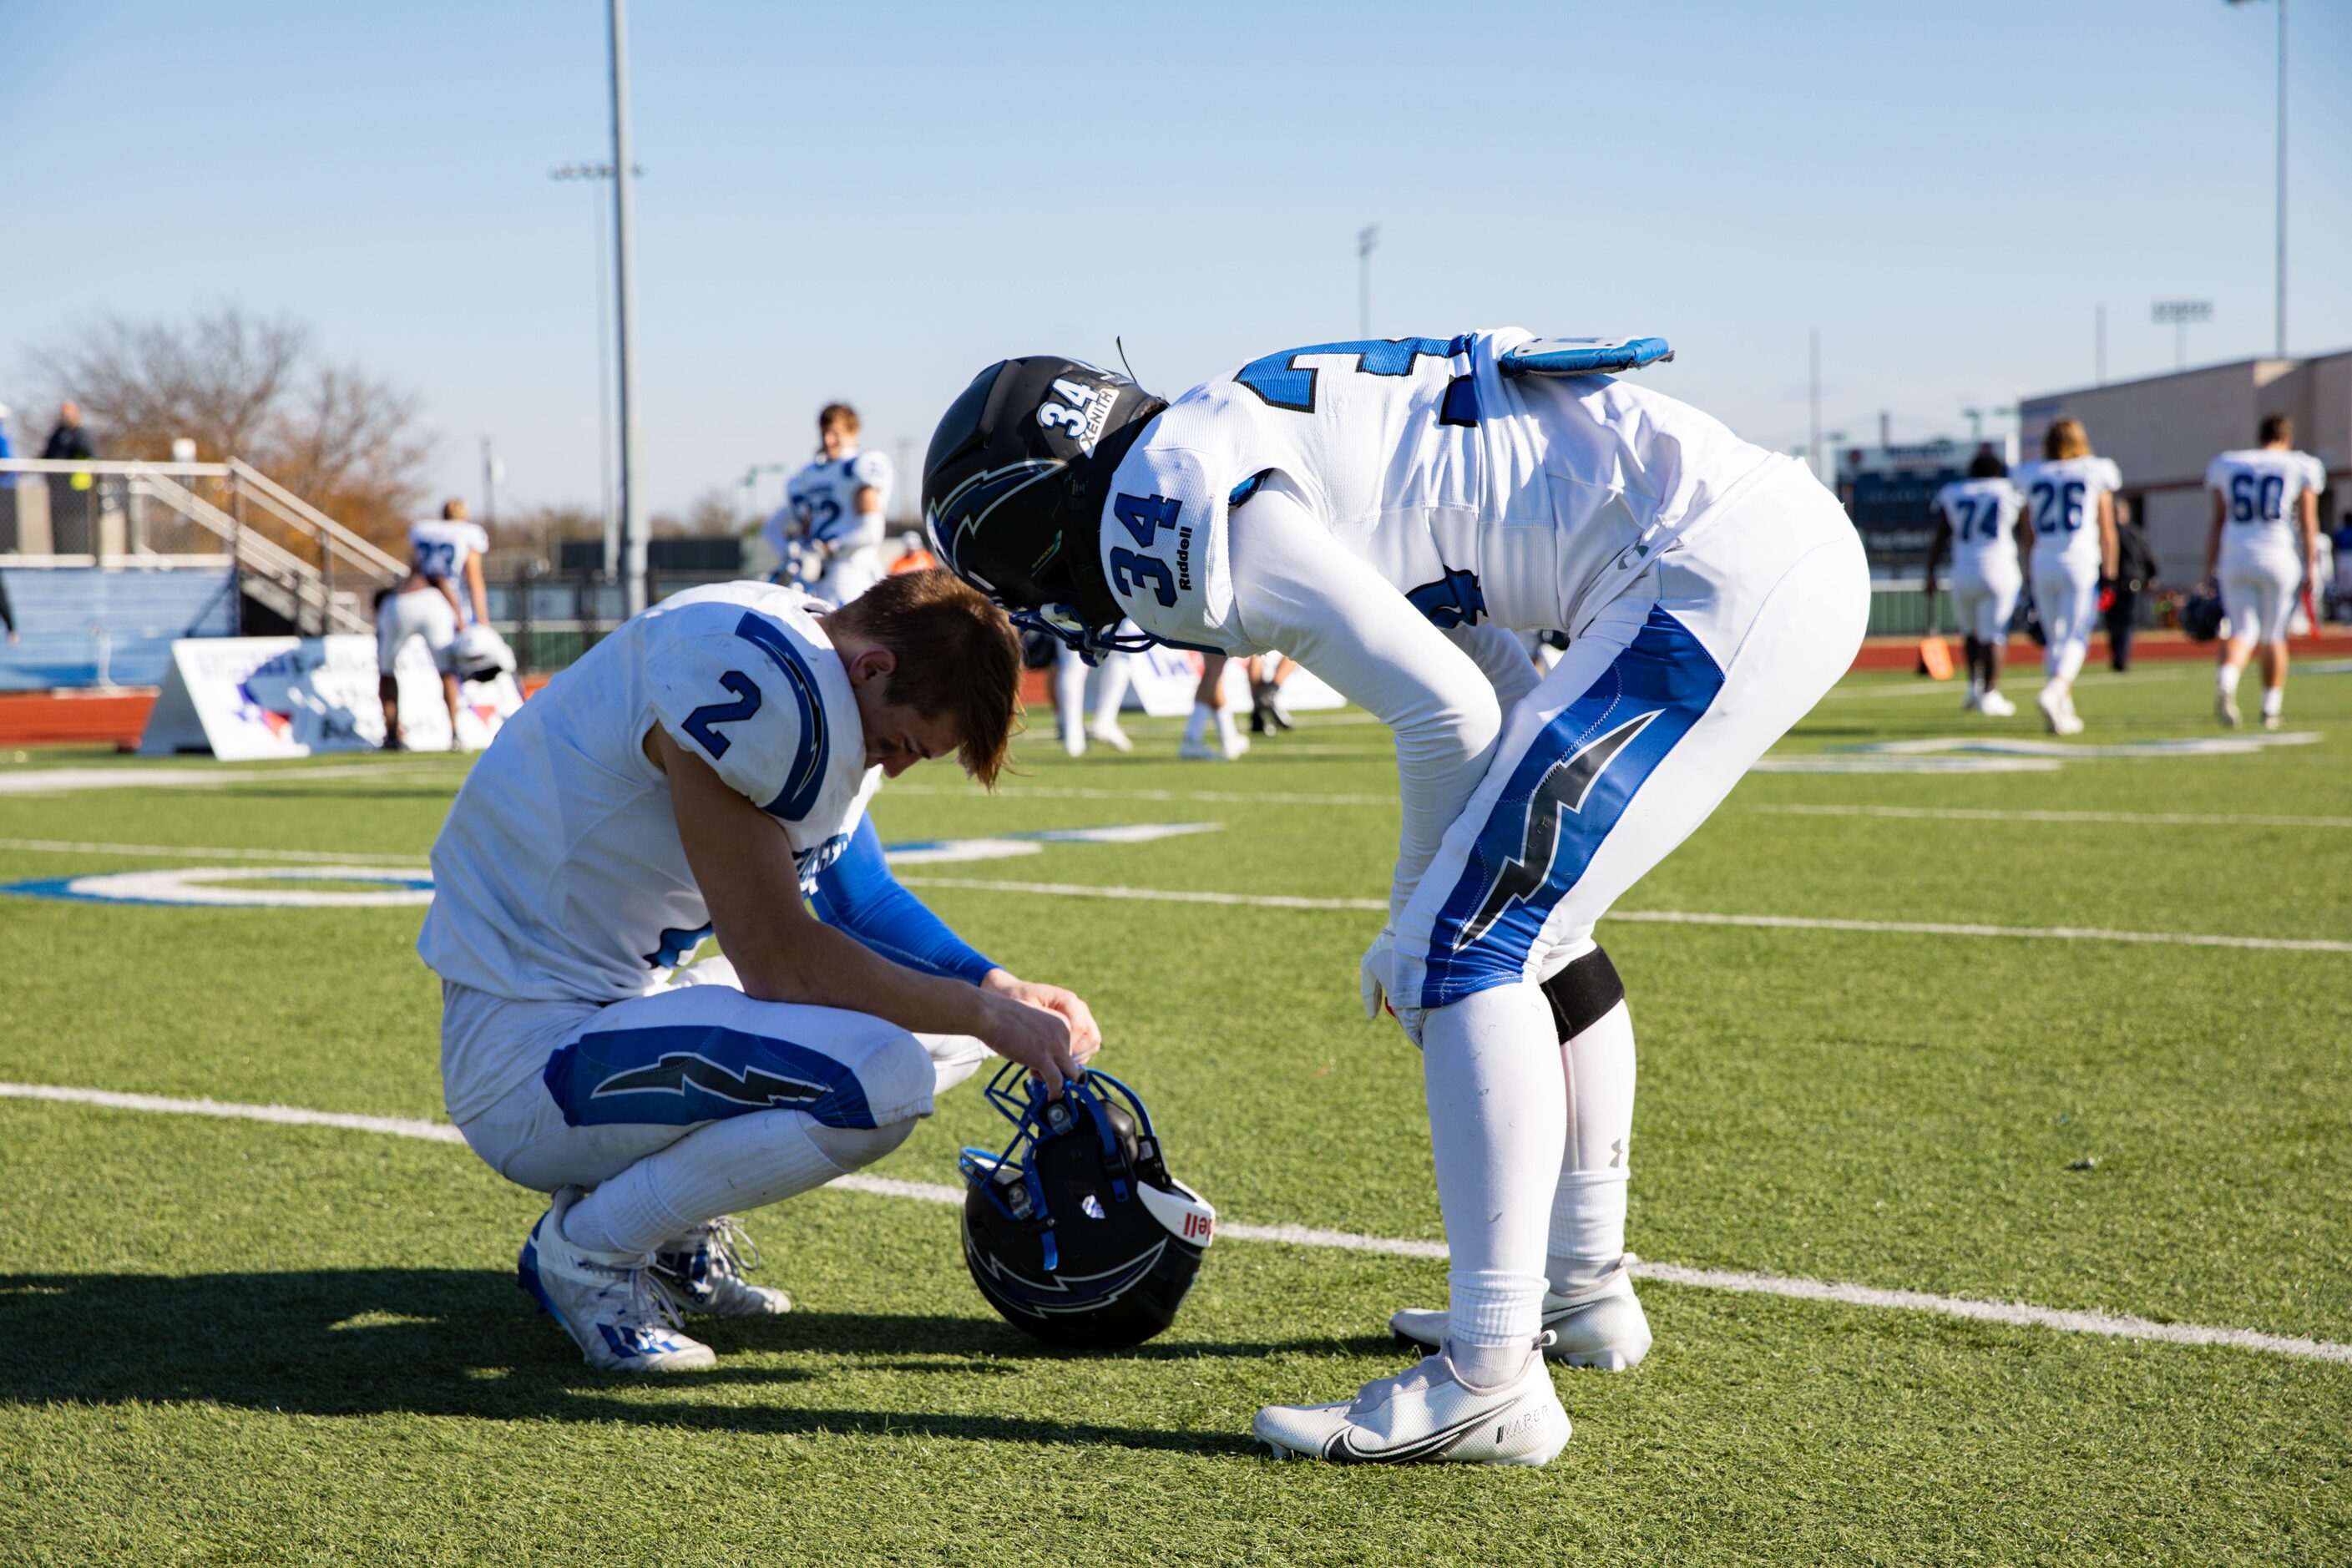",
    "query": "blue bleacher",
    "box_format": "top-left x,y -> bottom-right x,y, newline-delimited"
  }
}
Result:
0,566 -> 239,691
